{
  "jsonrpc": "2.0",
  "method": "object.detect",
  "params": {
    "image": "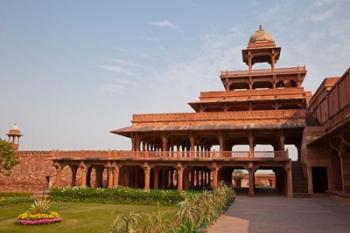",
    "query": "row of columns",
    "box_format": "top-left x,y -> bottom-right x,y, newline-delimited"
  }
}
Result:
131,132 -> 287,155
54,162 -> 292,197
54,162 -> 220,192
